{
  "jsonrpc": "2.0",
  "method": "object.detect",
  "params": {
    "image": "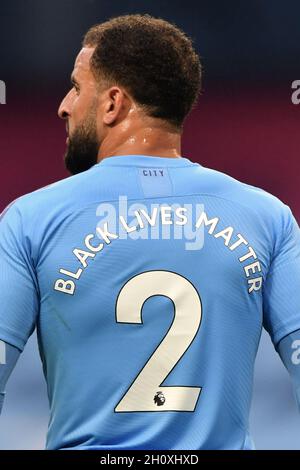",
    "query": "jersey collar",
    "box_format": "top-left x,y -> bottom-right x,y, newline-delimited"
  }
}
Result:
96,155 -> 194,168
